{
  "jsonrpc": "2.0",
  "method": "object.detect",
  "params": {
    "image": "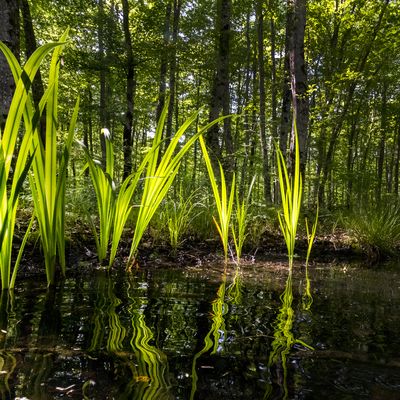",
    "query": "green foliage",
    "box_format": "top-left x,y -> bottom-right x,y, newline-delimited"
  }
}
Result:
0,36 -> 68,288
231,176 -> 255,264
79,127 -> 150,267
127,105 -> 221,268
161,188 -> 200,253
82,100 -> 220,268
199,135 -> 235,263
275,130 -> 302,269
27,30 -> 79,285
344,200 -> 400,259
